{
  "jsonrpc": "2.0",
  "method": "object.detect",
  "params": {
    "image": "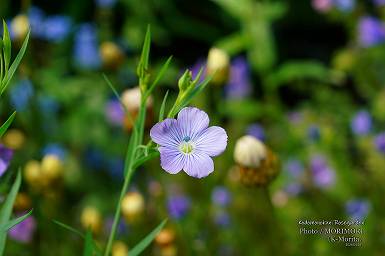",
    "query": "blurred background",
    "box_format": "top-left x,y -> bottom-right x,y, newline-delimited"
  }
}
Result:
1,0 -> 385,255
